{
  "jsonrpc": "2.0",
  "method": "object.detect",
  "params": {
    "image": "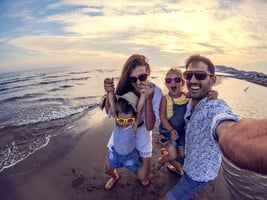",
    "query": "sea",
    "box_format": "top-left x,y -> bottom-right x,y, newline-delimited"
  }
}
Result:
0,66 -> 267,198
